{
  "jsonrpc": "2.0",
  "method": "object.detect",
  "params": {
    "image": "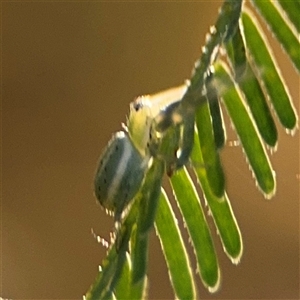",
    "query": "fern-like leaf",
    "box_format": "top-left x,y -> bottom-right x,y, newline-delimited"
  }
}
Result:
251,0 -> 300,72
87,0 -> 299,298
155,189 -> 197,299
